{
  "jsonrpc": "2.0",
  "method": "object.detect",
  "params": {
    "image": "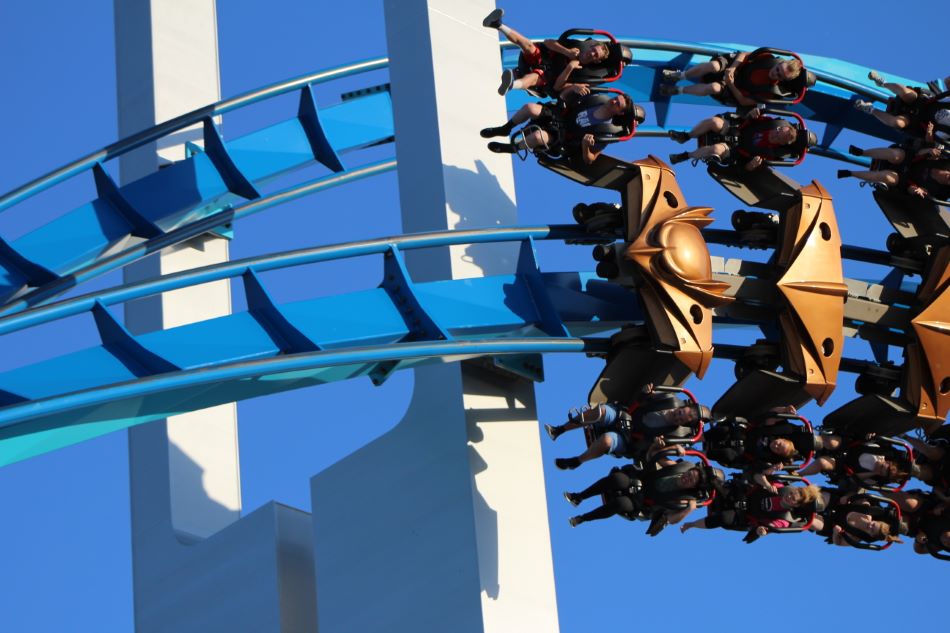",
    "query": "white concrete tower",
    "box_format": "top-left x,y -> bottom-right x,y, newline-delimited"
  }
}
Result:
116,2 -> 315,631
116,1 -> 559,631
310,2 -> 559,632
